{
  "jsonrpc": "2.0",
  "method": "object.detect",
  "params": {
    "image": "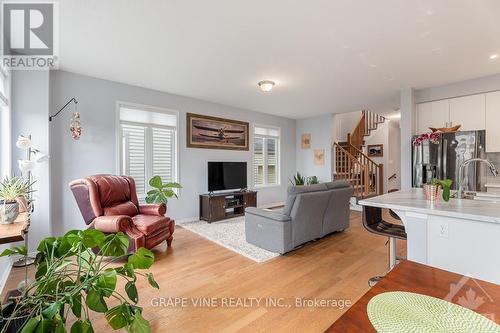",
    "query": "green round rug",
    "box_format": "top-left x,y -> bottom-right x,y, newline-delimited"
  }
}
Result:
367,291 -> 500,333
